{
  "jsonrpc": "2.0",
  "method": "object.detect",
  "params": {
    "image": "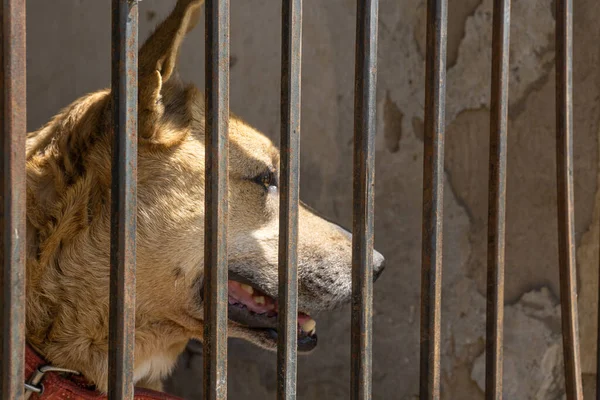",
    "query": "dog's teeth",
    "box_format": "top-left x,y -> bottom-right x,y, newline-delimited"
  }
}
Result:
254,296 -> 265,305
301,318 -> 316,334
240,284 -> 254,295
